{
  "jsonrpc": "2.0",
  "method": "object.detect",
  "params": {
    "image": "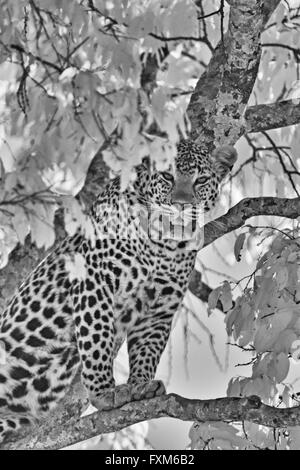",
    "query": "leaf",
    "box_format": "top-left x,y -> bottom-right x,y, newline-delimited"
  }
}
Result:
65,253 -> 87,282
243,376 -> 276,402
225,303 -> 240,335
227,377 -> 241,397
254,308 -> 294,353
243,422 -> 277,450
288,427 -> 300,450
255,352 -> 290,383
127,10 -> 155,38
219,281 -> 233,312
0,136 -> 22,172
59,67 -> 77,82
189,423 -> 201,450
269,352 -> 290,382
254,277 -> 274,310
238,329 -> 254,348
189,421 -> 248,450
273,329 -> 298,354
287,251 -> 297,263
208,286 -> 222,312
12,206 -> 29,244
167,0 -> 198,38
282,385 -> 292,407
63,197 -> 96,245
28,203 -> 56,249
291,339 -> 300,362
256,252 -> 270,270
234,232 -> 246,262
232,301 -> 253,340
275,266 -> 289,290
290,126 -> 300,164
252,353 -> 273,379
